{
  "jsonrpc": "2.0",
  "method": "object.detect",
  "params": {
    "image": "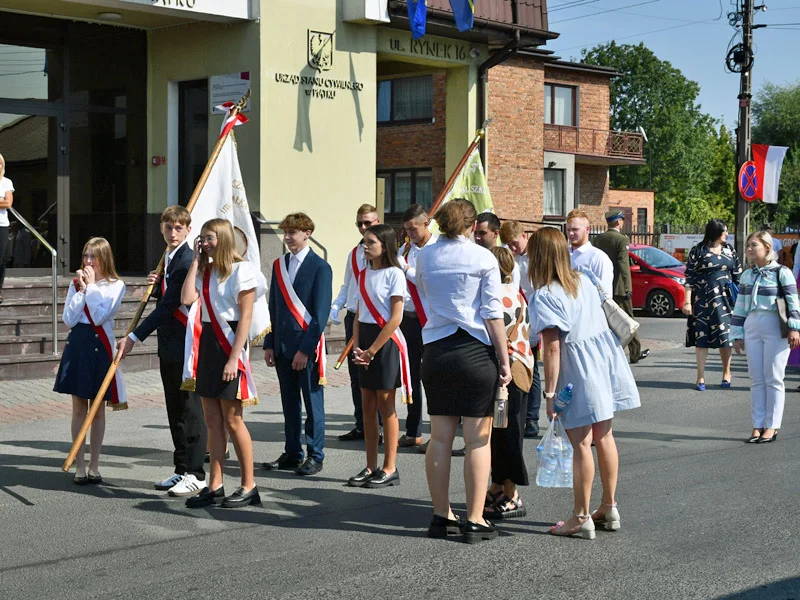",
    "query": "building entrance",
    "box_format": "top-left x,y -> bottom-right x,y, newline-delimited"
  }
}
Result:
0,12 -> 146,277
